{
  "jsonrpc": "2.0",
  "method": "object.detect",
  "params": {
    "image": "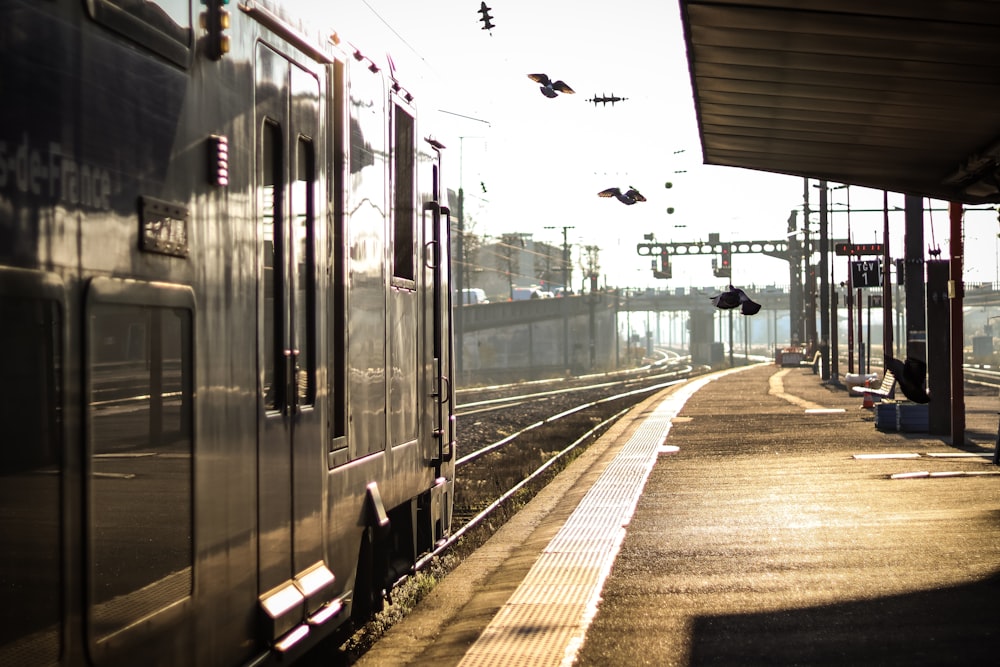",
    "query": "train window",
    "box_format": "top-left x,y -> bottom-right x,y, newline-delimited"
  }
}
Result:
87,0 -> 191,68
293,137 -> 316,405
86,279 -> 194,644
330,61 -> 348,453
262,121 -> 284,411
393,103 -> 416,285
0,273 -> 63,667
